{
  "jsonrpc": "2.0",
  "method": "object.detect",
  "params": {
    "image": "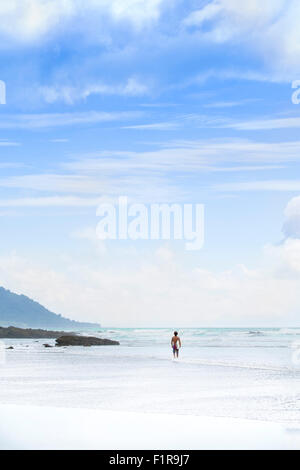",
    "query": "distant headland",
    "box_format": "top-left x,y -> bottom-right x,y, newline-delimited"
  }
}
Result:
0,287 -> 100,330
